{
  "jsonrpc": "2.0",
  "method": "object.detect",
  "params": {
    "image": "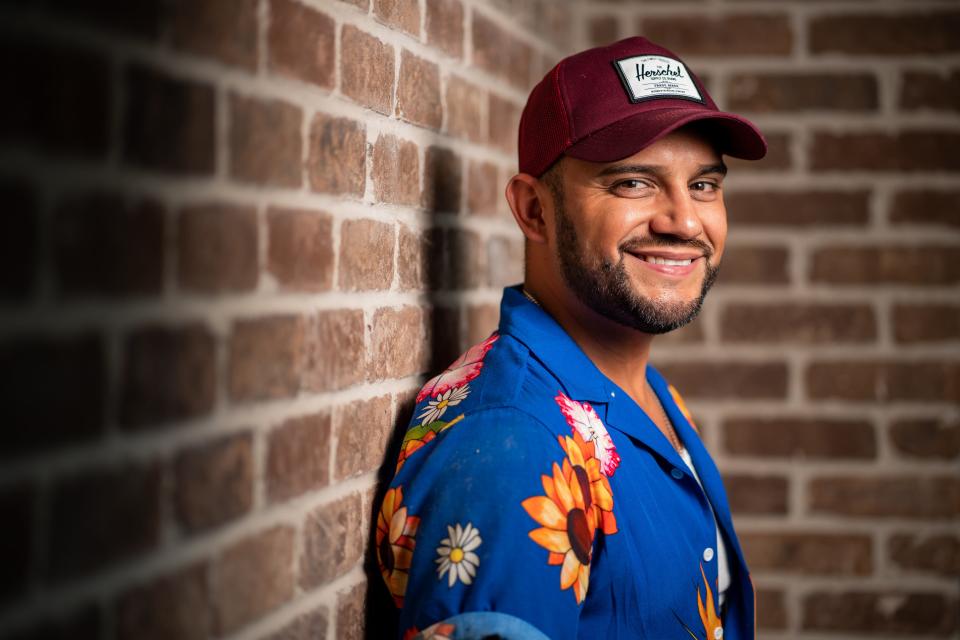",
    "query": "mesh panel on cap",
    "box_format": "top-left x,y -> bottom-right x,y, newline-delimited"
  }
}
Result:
518,64 -> 572,177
